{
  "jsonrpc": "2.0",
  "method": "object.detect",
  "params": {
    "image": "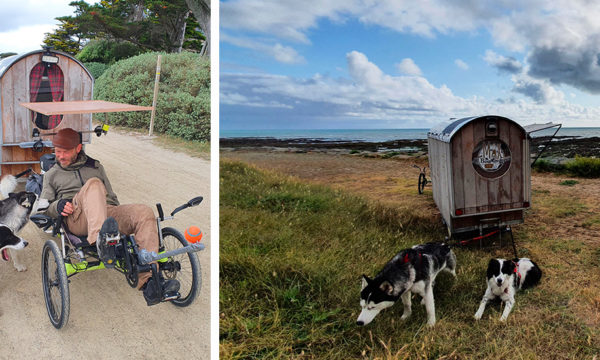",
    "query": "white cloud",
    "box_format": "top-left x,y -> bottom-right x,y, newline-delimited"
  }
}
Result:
483,50 -> 523,74
396,58 -> 422,76
511,74 -> 565,105
222,50 -> 600,127
0,24 -> 58,54
455,59 -> 469,70
0,0 -> 75,53
221,0 -> 363,44
222,51 -> 475,123
222,0 -> 600,95
221,33 -> 305,64
272,43 -> 304,64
